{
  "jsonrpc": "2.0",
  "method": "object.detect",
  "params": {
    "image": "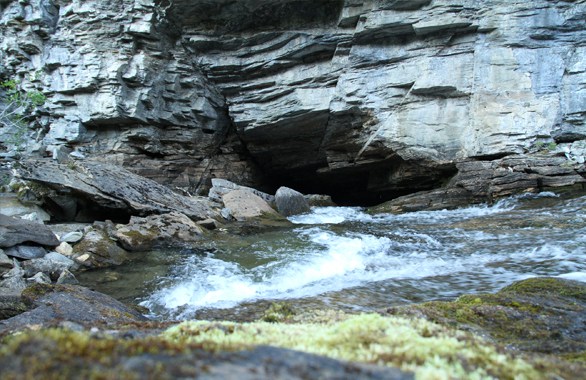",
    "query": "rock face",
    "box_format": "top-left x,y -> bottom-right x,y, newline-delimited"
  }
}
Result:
1,0 -> 585,205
